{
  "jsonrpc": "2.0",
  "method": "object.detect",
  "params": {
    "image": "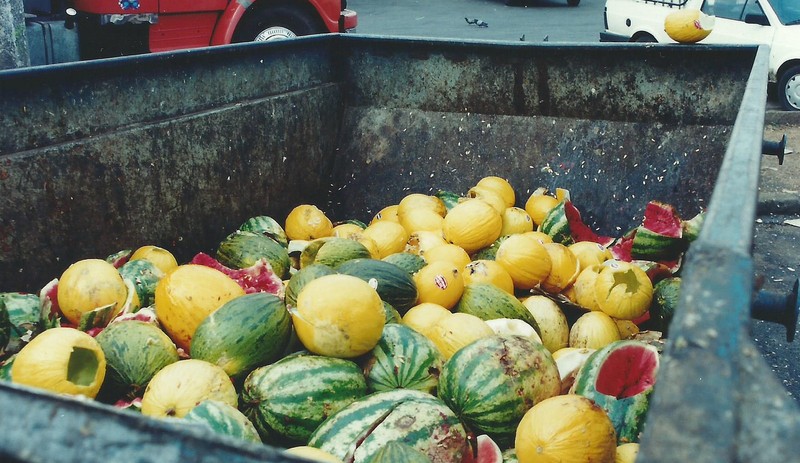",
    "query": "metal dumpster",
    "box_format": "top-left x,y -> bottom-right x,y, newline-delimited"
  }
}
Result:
0,35 -> 796,462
